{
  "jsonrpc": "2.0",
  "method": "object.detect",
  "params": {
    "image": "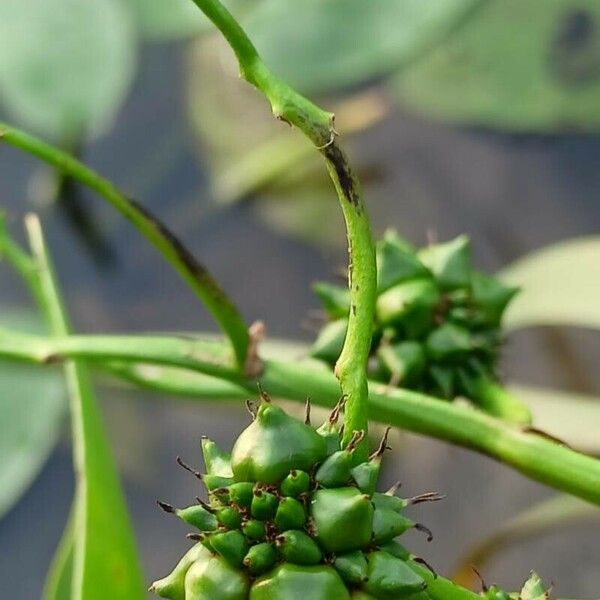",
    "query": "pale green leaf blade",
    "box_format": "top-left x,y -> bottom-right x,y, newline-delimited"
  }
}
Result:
509,383 -> 600,454
393,0 -> 600,131
499,237 -> 600,330
245,0 -> 482,94
66,362 -> 146,599
0,0 -> 137,141
0,310 -> 65,520
43,516 -> 75,600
